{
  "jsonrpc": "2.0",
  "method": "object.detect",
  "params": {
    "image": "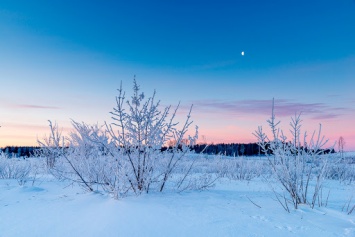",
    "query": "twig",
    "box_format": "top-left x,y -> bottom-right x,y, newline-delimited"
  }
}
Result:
246,196 -> 261,208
